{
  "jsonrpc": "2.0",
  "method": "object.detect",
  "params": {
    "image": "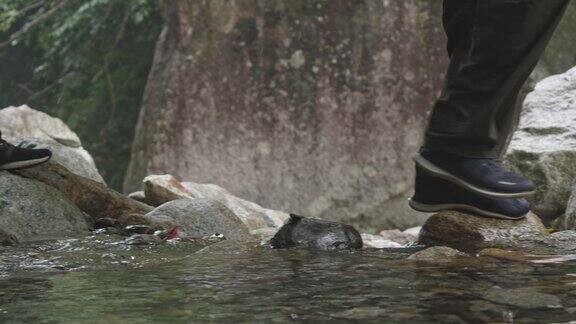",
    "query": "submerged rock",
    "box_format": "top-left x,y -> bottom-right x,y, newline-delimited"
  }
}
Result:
143,174 -> 289,230
0,172 -> 90,245
145,199 -> 252,241
408,246 -> 467,261
482,288 -> 562,309
124,234 -> 163,245
269,215 -> 363,250
506,67 -> 576,224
